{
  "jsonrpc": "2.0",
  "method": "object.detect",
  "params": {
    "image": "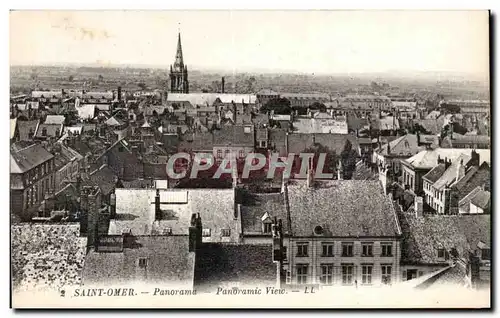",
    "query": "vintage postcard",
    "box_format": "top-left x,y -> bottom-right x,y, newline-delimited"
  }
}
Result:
10,10 -> 491,309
